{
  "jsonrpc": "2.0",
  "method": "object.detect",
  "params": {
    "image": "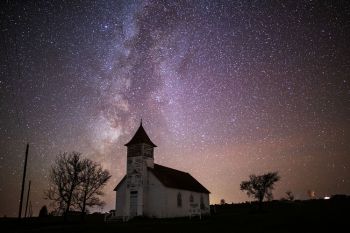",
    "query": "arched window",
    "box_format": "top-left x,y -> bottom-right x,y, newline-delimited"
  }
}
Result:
190,194 -> 194,203
177,193 -> 182,207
